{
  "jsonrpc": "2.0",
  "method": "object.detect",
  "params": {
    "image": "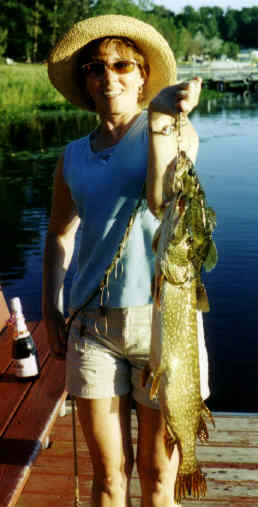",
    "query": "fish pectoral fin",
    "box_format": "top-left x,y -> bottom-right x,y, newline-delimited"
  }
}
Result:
151,275 -> 155,299
174,467 -> 207,503
197,415 -> 209,443
164,423 -> 176,459
149,369 -> 162,400
204,240 -> 218,272
201,400 -> 215,428
196,283 -> 210,312
155,273 -> 164,309
198,401 -> 215,442
152,224 -> 161,252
